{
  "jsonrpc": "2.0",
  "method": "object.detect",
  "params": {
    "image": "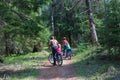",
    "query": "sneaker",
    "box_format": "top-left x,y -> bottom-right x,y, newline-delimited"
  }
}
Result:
53,63 -> 56,66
